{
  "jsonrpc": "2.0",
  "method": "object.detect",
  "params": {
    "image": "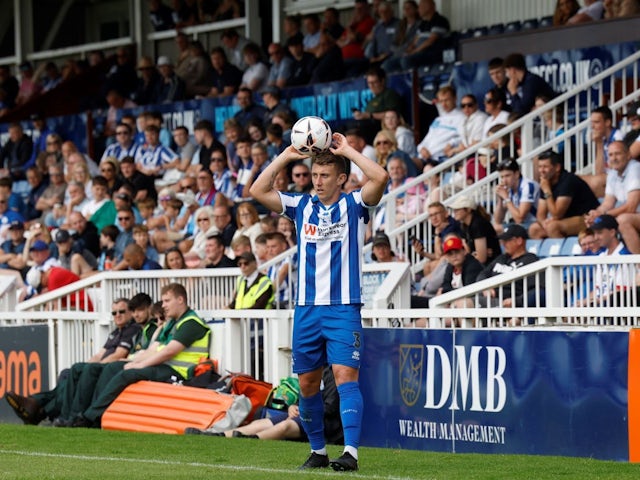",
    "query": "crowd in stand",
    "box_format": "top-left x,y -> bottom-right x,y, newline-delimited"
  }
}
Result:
0,0 -> 639,309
